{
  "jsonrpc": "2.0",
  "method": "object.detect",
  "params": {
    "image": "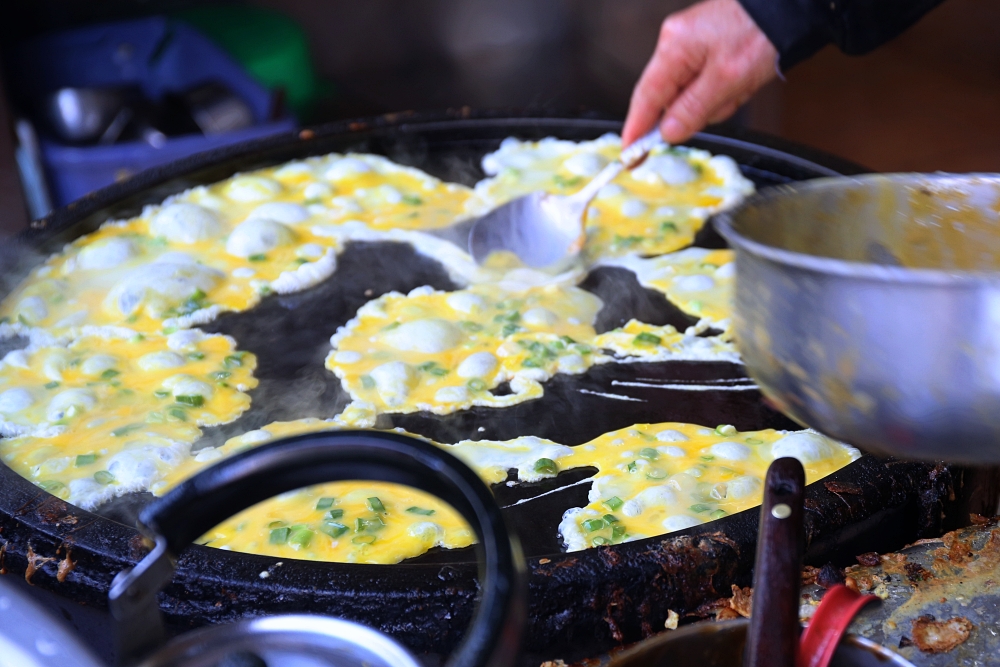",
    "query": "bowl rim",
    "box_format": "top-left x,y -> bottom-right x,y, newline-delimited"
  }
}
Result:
714,172 -> 1000,286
